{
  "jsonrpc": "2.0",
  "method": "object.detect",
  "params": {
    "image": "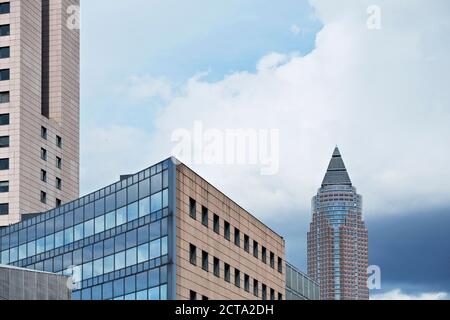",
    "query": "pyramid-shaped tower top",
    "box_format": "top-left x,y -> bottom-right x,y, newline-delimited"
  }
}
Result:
321,147 -> 352,187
